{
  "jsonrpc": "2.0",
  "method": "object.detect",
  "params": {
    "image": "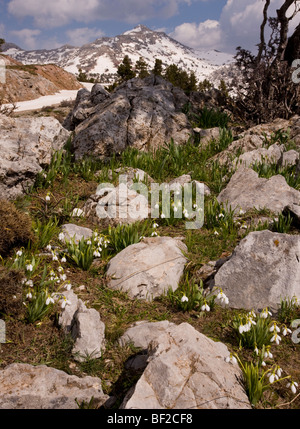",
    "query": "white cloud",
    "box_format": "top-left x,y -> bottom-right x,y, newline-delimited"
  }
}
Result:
170,20 -> 222,50
7,0 -> 196,28
66,27 -> 105,46
10,28 -> 41,50
170,0 -> 299,53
